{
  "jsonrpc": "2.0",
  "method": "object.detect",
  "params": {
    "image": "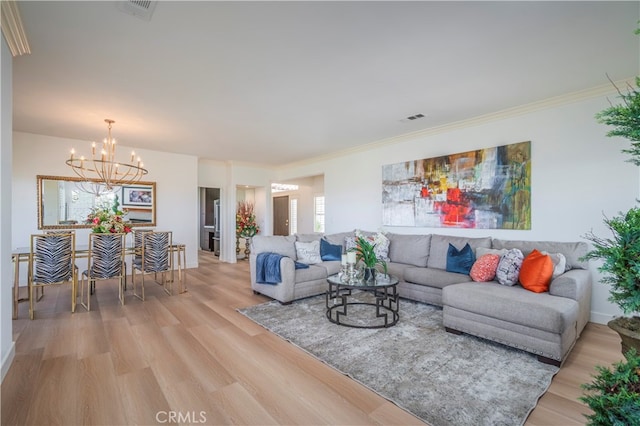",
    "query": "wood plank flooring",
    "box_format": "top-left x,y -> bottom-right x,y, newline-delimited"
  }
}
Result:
2,251 -> 625,425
